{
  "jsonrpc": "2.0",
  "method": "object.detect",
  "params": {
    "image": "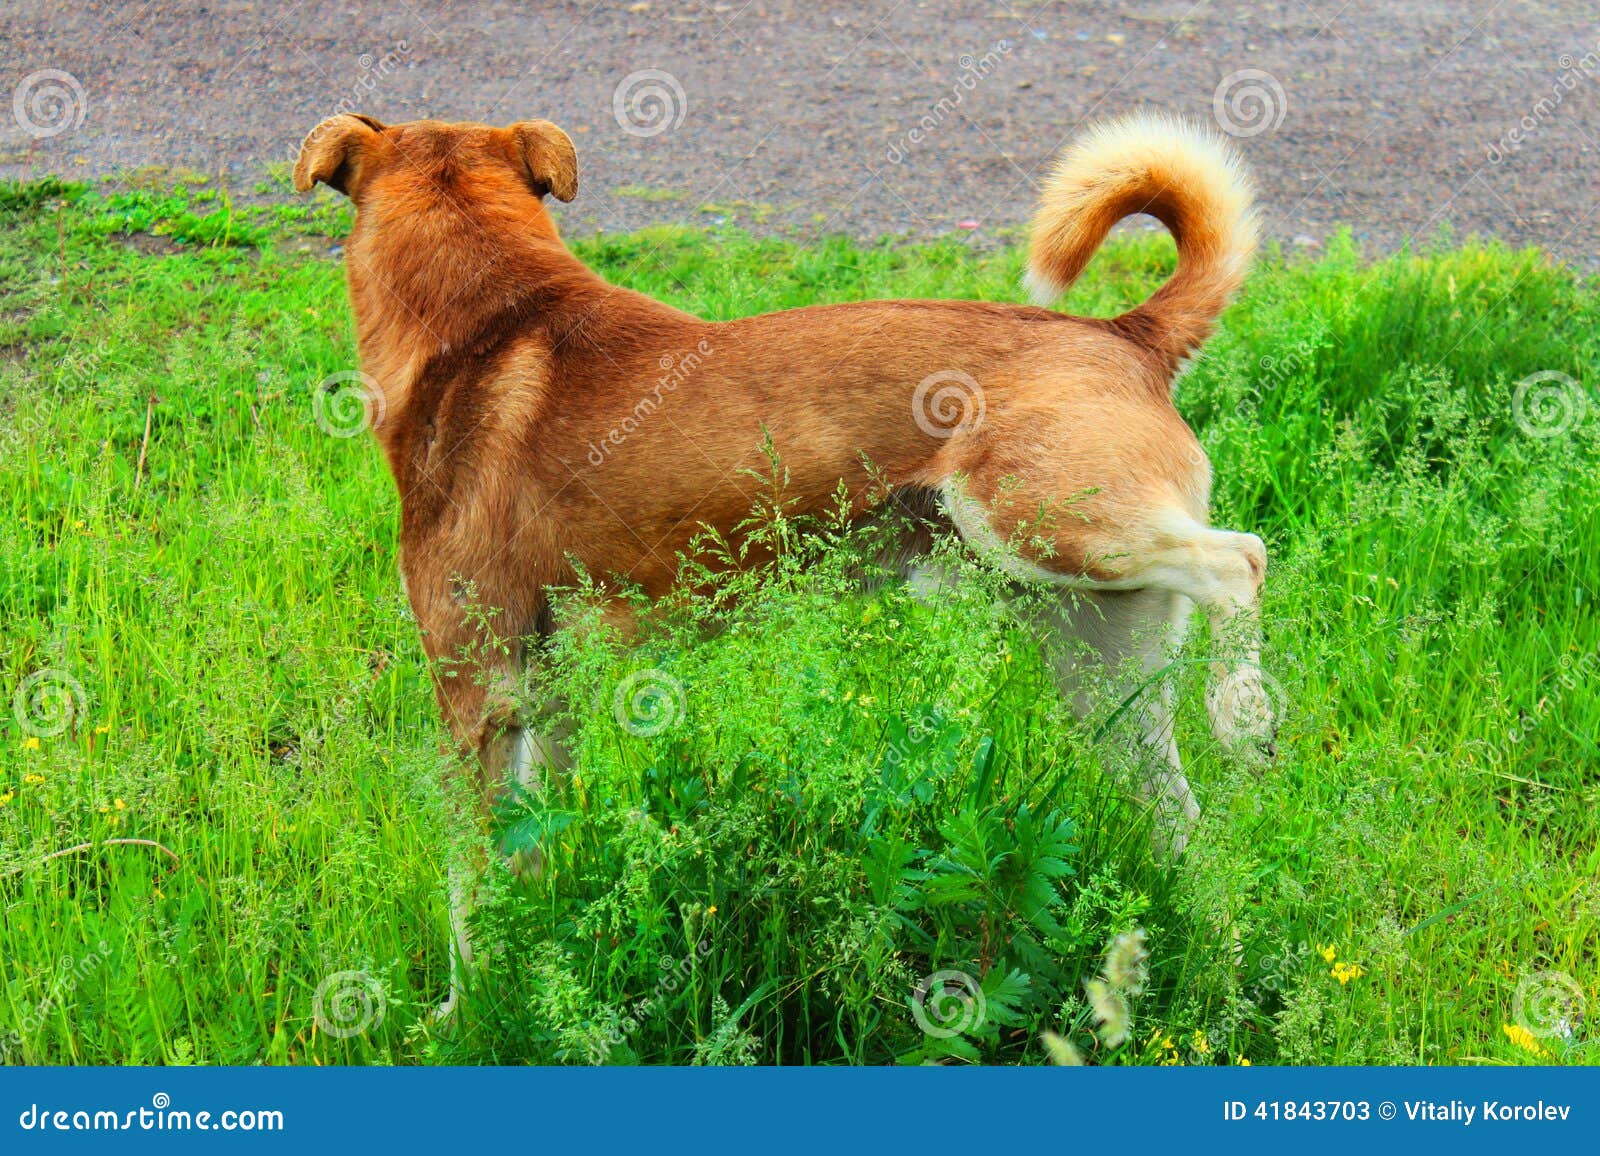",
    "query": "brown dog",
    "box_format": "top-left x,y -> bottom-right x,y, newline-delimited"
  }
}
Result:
295,111 -> 1275,1017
